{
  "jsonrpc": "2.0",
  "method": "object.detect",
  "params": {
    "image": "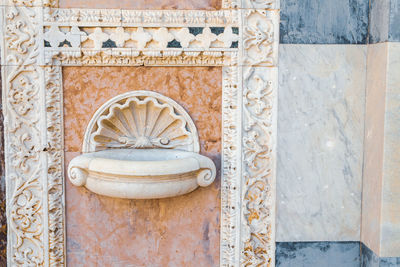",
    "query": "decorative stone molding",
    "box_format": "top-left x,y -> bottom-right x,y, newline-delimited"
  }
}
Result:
45,49 -> 237,66
42,24 -> 240,65
43,26 -> 240,49
44,9 -> 239,26
1,0 -> 279,265
241,67 -> 277,266
2,3 -> 47,266
220,66 -> 241,266
242,9 -> 279,66
44,66 -> 65,266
